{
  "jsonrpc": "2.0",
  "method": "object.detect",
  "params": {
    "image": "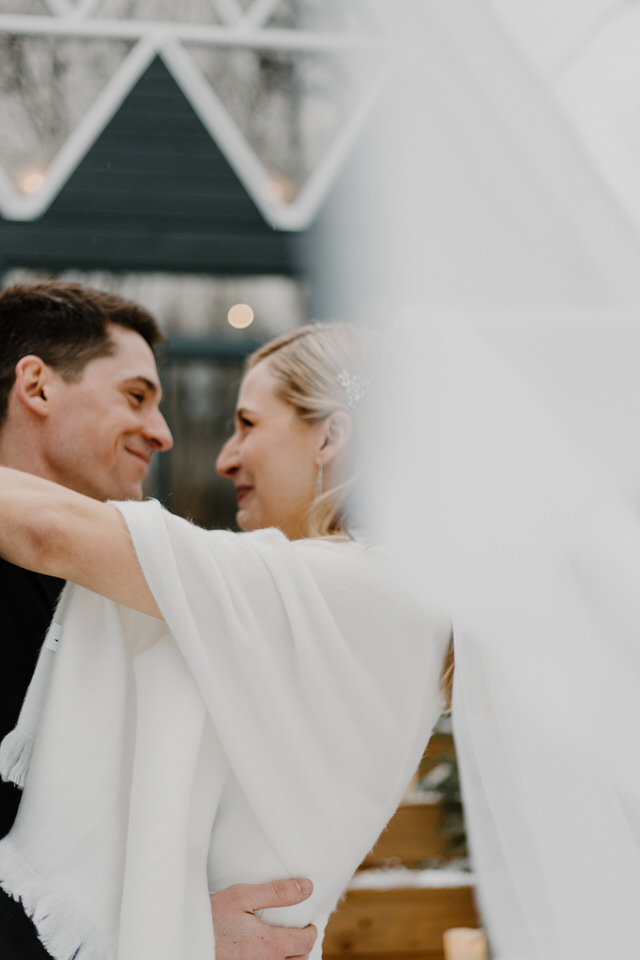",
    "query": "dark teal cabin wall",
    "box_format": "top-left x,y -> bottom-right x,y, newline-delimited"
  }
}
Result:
0,56 -> 303,277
